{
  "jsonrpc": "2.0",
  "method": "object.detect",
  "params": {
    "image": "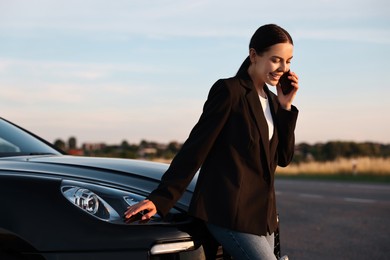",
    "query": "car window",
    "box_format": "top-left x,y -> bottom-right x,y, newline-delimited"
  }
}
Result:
0,138 -> 21,152
0,118 -> 61,157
